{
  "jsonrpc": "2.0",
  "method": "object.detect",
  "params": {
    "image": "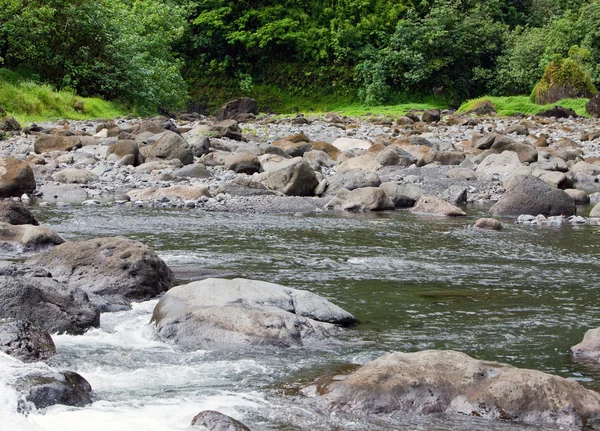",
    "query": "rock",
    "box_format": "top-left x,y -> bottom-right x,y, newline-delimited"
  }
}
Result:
0,320 -> 56,362
440,185 -> 467,205
51,168 -> 98,184
336,154 -> 381,174
303,150 -> 335,172
189,135 -> 211,157
536,106 -> 579,118
134,159 -> 183,173
172,164 -> 212,179
146,131 -> 193,165
0,157 -> 36,198
476,151 -> 524,178
39,184 -> 88,203
132,120 -> 164,135
467,99 -> 496,116
473,133 -> 497,150
224,152 -> 261,174
16,370 -> 93,409
312,141 -> 342,160
152,278 -> 357,348
0,115 -> 21,131
106,140 -> 142,166
489,175 -> 576,217
325,187 -> 395,211
504,124 -> 529,135
191,410 -> 252,431
564,188 -> 589,204
325,170 -> 381,196
215,98 -> 258,121
264,157 -> 319,196
571,161 -> 600,176
421,109 -> 441,122
409,195 -> 466,216
531,169 -> 572,189
571,328 -> 600,359
418,151 -> 465,167
0,200 -> 38,225
380,183 -> 424,208
375,146 -> 416,167
589,203 -> 600,218
34,135 -> 82,153
587,93 -> 600,118
331,137 -> 371,152
127,185 -> 211,201
532,56 -> 597,104
210,120 -> 243,141
26,237 -> 175,311
0,222 -> 64,252
0,275 -> 99,334
490,136 -> 537,163
474,218 -> 503,230
446,168 -> 477,181
319,350 -> 600,429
